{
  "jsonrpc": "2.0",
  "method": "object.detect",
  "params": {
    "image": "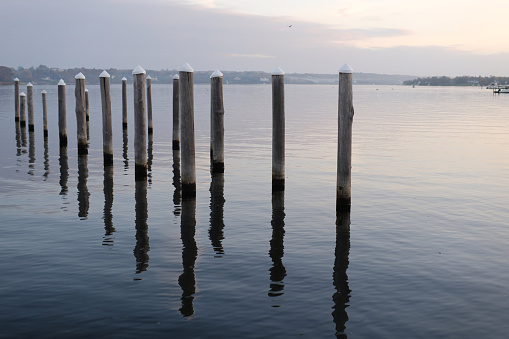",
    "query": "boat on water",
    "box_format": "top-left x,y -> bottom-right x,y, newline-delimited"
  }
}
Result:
492,85 -> 509,93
